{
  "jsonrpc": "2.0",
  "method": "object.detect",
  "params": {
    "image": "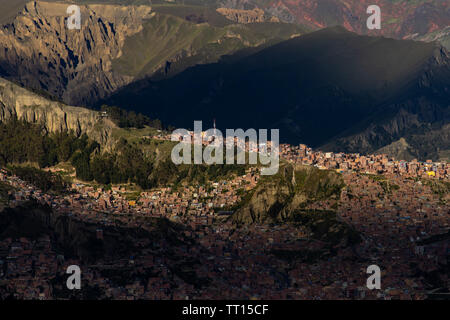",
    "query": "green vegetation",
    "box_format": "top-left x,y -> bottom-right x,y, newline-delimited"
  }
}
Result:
363,173 -> 400,194
259,164 -> 345,200
111,10 -> 308,78
294,167 -> 345,200
0,118 -> 95,169
379,181 -> 400,194
86,138 -> 154,188
0,118 -> 150,188
232,164 -> 346,225
0,118 -> 245,190
269,210 -> 361,263
100,105 -> 162,129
